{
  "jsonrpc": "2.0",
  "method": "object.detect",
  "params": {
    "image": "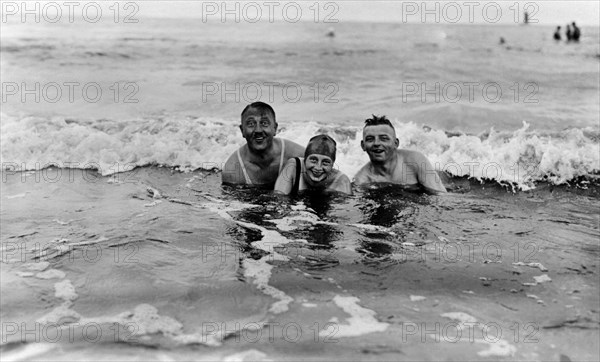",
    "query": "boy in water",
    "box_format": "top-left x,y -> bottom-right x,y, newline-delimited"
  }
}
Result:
274,135 -> 351,195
